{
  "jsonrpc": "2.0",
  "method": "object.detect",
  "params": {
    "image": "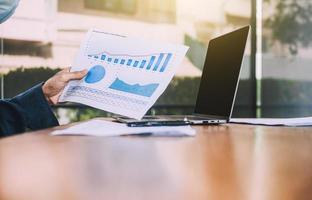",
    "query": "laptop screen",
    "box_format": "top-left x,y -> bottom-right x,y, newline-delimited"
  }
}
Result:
194,26 -> 250,118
